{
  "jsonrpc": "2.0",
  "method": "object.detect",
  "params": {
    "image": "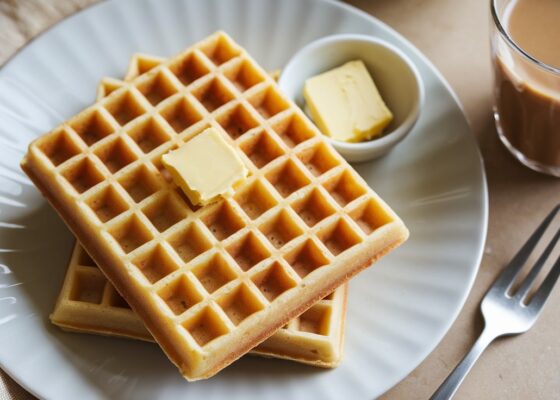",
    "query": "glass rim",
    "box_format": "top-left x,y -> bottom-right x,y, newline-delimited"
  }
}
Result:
491,0 -> 560,75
